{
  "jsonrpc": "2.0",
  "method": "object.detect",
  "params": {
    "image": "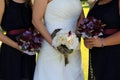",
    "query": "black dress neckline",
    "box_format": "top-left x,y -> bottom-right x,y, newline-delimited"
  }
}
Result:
11,0 -> 25,5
